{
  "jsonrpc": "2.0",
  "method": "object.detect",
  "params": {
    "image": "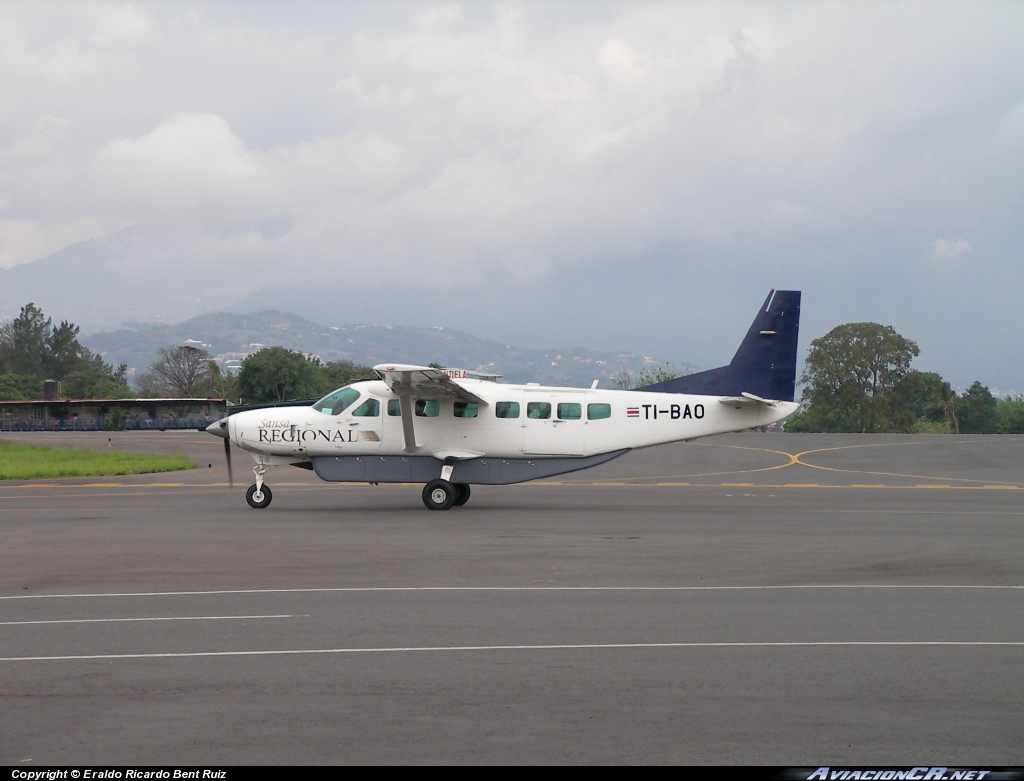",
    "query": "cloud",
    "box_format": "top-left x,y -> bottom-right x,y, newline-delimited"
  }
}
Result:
1,2 -> 1023,389
95,113 -> 272,219
2,4 -> 1020,271
989,101 -> 1024,154
766,199 -> 812,223
596,38 -> 651,88
928,237 -> 972,264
